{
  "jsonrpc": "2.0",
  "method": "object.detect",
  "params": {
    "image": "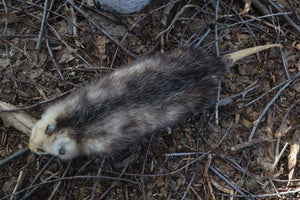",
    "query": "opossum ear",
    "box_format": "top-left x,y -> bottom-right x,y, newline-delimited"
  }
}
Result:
45,124 -> 55,134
